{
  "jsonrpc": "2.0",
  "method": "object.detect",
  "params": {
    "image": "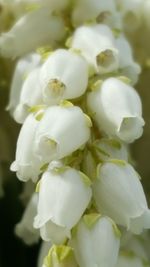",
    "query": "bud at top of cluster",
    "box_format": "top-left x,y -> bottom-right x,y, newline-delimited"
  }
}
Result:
87,77 -> 144,143
93,161 -> 150,234
34,104 -> 91,162
71,24 -> 119,74
70,214 -> 120,267
39,49 -> 89,105
116,0 -> 143,31
71,0 -> 116,27
0,7 -> 66,58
